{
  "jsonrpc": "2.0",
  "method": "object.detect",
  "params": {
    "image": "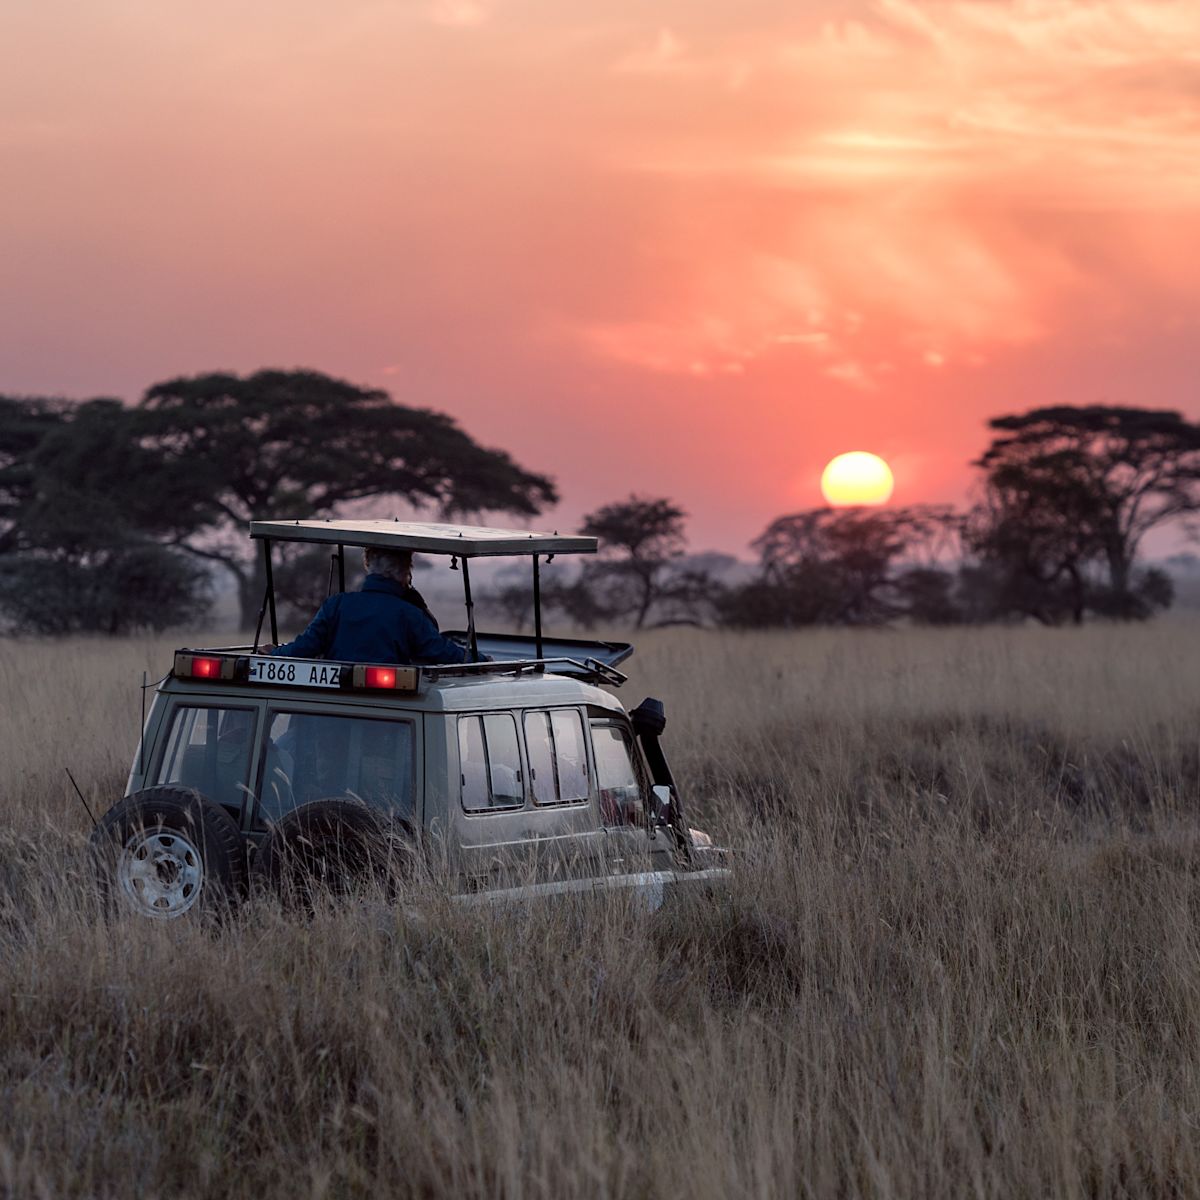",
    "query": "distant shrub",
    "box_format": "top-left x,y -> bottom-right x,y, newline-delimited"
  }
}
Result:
1086,567 -> 1175,621
0,544 -> 210,634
